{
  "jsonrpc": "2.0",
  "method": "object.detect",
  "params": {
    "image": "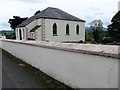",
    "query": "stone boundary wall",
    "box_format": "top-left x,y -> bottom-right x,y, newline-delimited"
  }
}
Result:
0,39 -> 119,88
1,39 -> 119,59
